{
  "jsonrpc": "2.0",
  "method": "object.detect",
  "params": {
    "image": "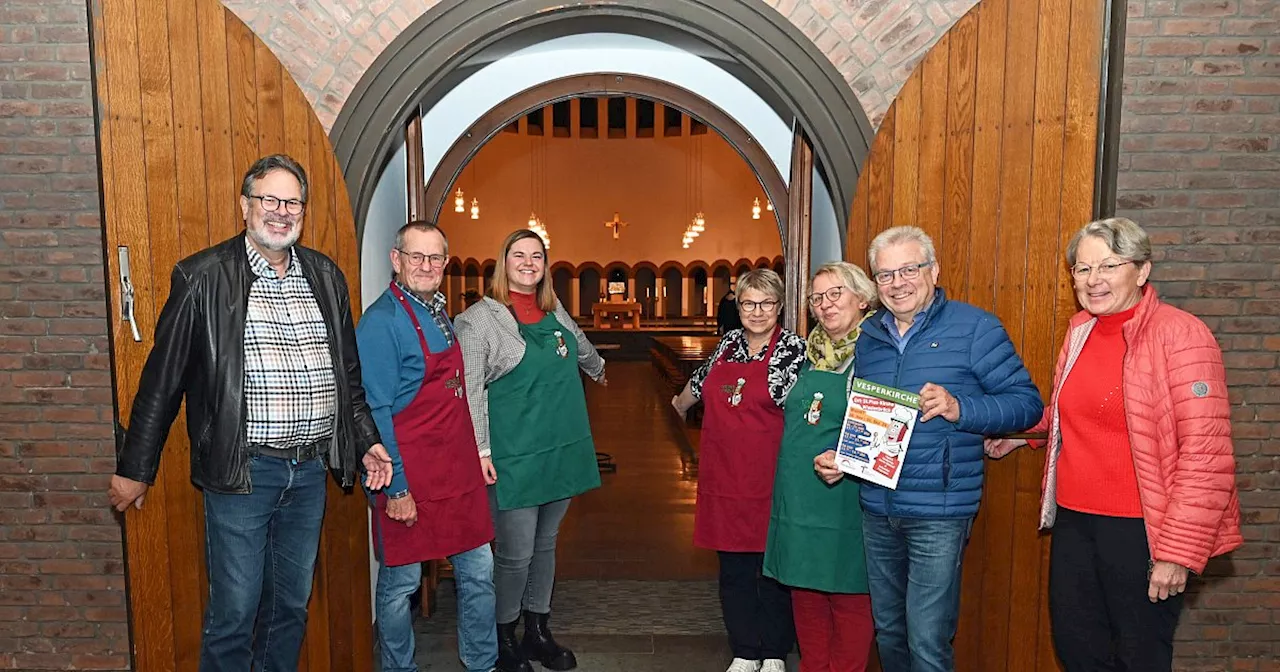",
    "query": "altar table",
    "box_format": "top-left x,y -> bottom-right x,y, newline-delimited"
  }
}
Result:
592,301 -> 642,328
